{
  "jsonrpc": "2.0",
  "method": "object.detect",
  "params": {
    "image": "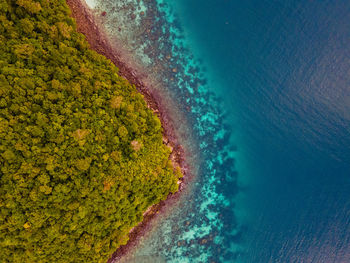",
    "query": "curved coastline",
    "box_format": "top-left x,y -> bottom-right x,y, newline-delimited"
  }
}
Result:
65,0 -> 191,261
